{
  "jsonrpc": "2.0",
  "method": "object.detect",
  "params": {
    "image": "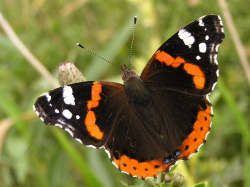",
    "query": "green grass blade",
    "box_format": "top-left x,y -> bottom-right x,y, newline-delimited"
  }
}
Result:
52,128 -> 103,187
